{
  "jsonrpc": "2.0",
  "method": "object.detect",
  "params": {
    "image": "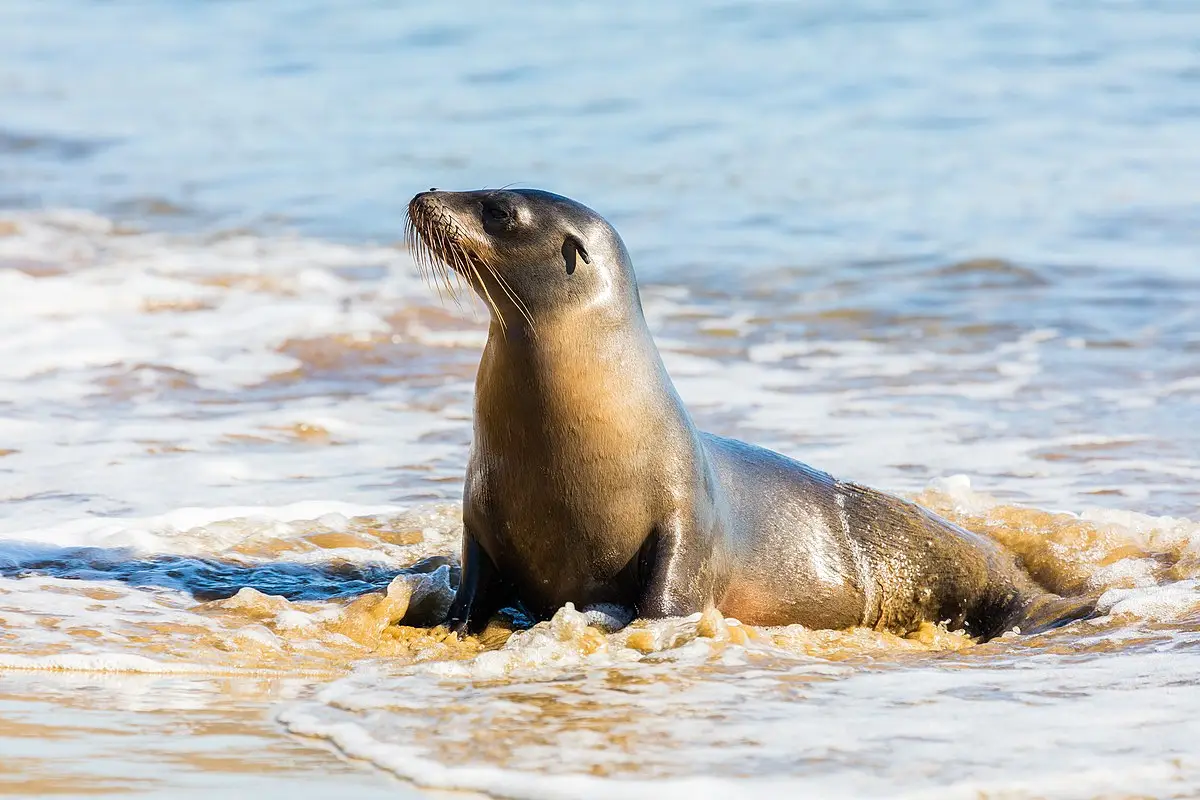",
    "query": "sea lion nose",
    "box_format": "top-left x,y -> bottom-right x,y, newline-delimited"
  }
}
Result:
408,190 -> 442,217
